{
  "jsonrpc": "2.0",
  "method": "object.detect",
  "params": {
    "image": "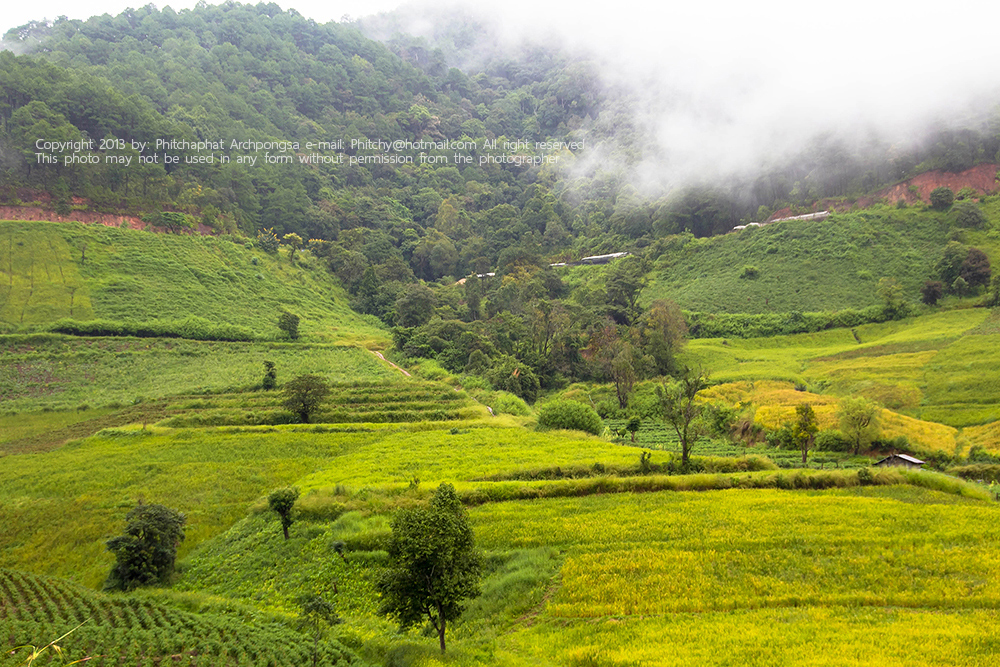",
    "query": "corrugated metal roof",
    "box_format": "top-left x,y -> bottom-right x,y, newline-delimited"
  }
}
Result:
876,454 -> 924,465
